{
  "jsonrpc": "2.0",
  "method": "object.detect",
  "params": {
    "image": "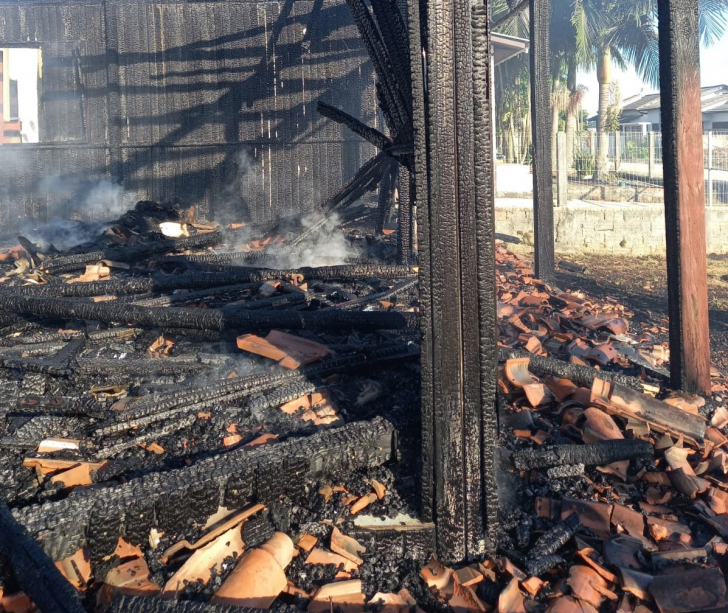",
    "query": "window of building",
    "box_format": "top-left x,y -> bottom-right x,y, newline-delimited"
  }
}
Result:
713,121 -> 728,130
0,47 -> 41,144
